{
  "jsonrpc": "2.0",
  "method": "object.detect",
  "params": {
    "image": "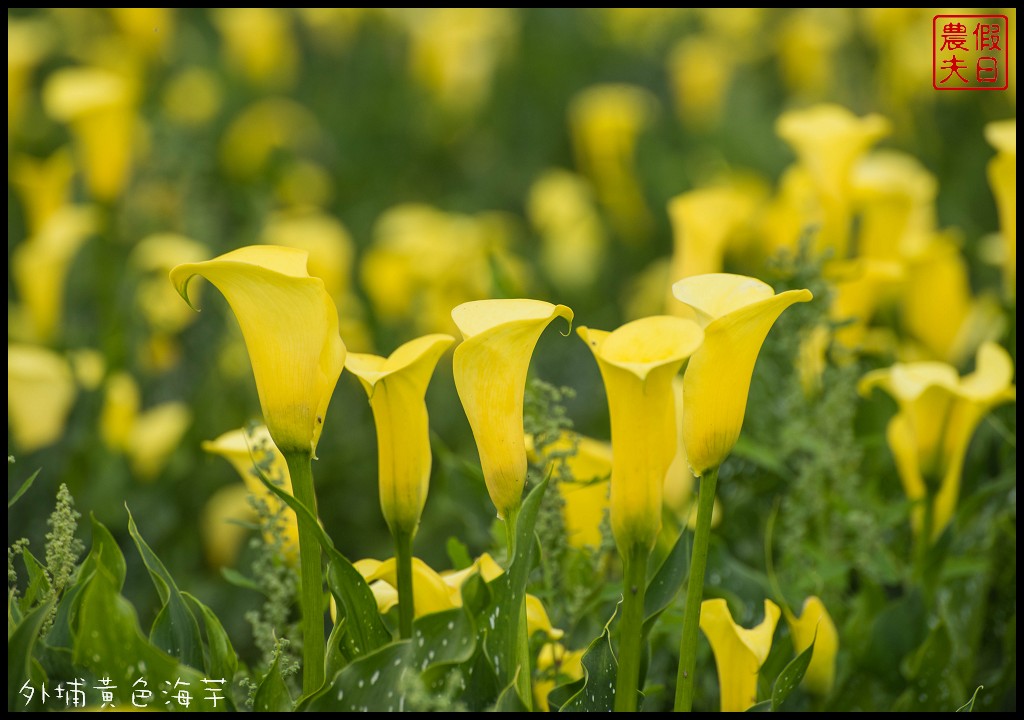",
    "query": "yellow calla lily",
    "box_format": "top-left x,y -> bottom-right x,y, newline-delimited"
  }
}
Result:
578,317 -> 704,551
860,342 -> 1016,540
452,299 -> 573,520
170,245 -> 347,456
10,149 -> 75,234
211,8 -> 298,88
700,598 -> 781,712
345,334 -> 454,535
672,274 -> 812,477
42,66 -> 136,201
784,596 -> 838,697
826,258 -> 904,353
526,431 -> 611,550
984,119 -> 1016,299
200,485 -> 257,569
525,593 -> 564,641
9,19 -> 53,132
7,344 -> 77,453
664,377 -> 723,530
202,425 -> 300,564
534,642 -> 585,712
776,104 -> 890,257
852,150 -> 937,261
358,557 -> 459,618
